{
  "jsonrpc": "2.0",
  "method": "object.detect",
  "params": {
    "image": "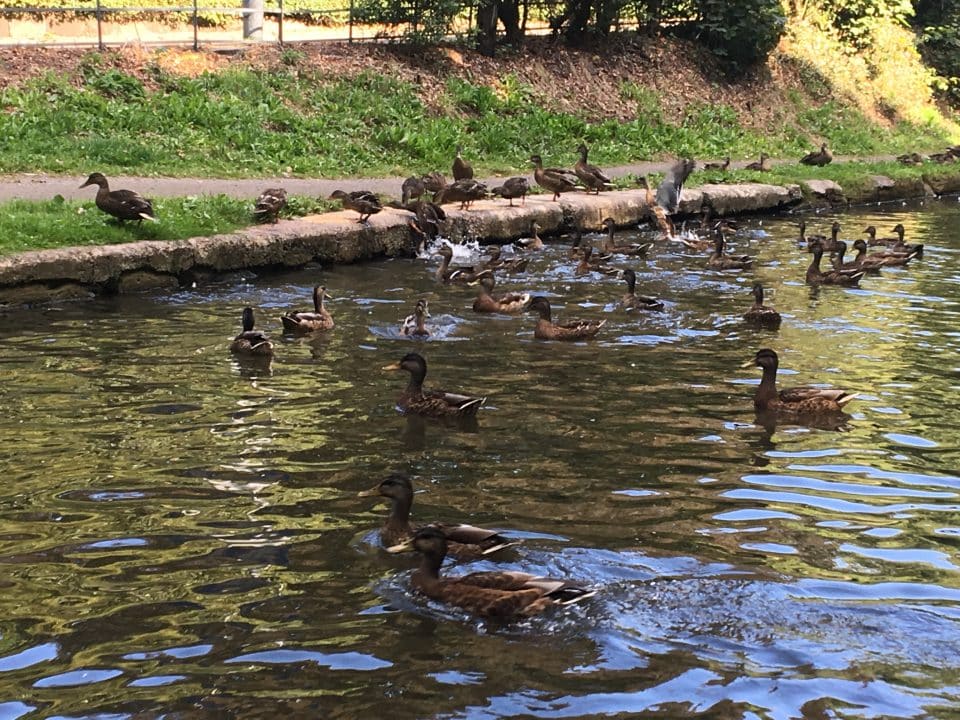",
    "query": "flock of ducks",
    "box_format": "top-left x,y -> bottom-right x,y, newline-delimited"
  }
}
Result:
78,146 -> 929,620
